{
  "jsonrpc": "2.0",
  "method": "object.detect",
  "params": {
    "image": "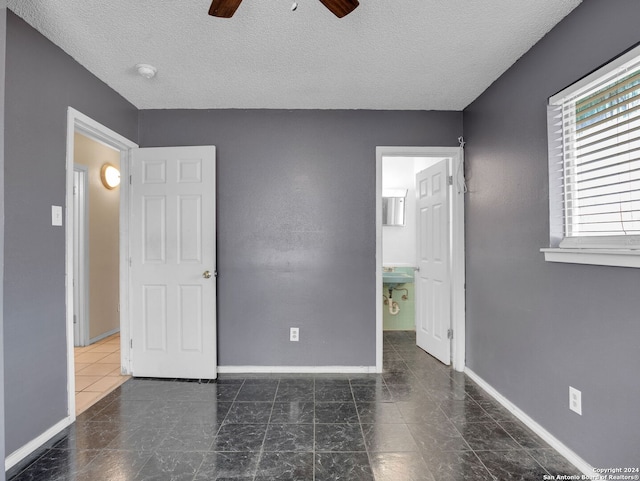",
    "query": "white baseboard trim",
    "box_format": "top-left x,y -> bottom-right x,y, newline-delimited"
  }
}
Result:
5,416 -> 73,471
89,327 -> 120,345
218,366 -> 377,374
465,368 -> 593,477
